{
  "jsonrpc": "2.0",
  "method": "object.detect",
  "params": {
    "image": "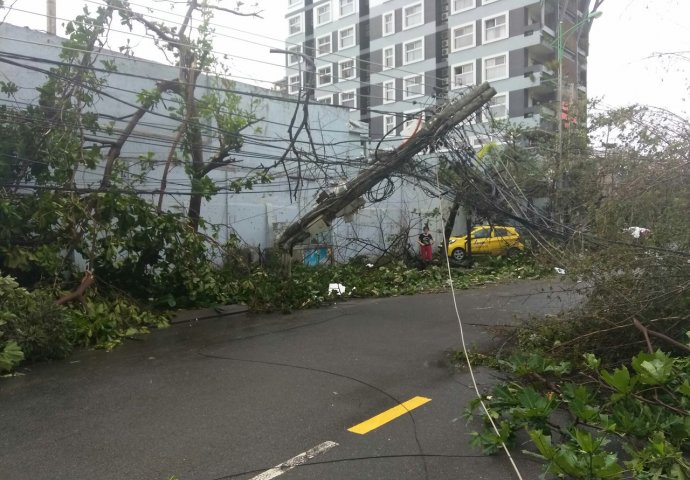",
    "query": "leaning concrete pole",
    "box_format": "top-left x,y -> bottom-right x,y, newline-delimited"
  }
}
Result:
47,0 -> 57,35
278,82 -> 496,253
